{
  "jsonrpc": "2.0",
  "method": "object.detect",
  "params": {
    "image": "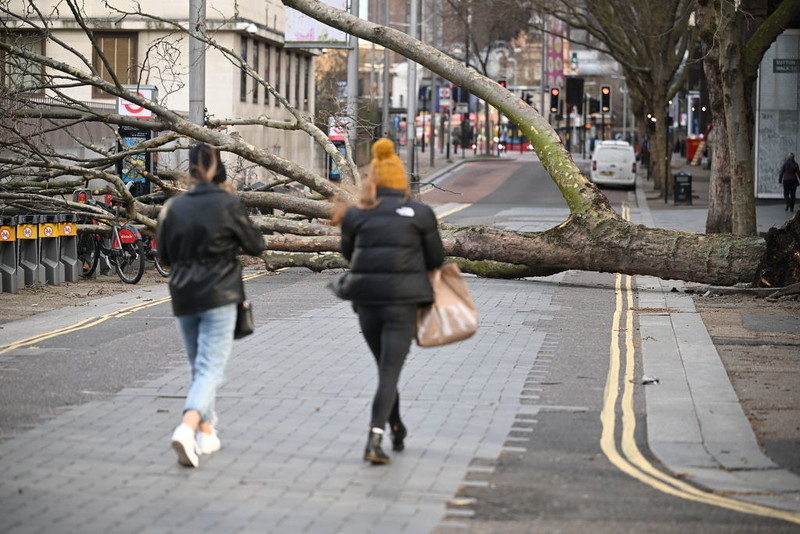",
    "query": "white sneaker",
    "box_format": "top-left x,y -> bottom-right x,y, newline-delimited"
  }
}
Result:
171,423 -> 199,467
196,429 -> 221,455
